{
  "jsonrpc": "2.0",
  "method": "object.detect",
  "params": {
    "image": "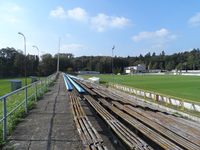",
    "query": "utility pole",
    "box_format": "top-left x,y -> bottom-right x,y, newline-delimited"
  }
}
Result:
57,37 -> 61,73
